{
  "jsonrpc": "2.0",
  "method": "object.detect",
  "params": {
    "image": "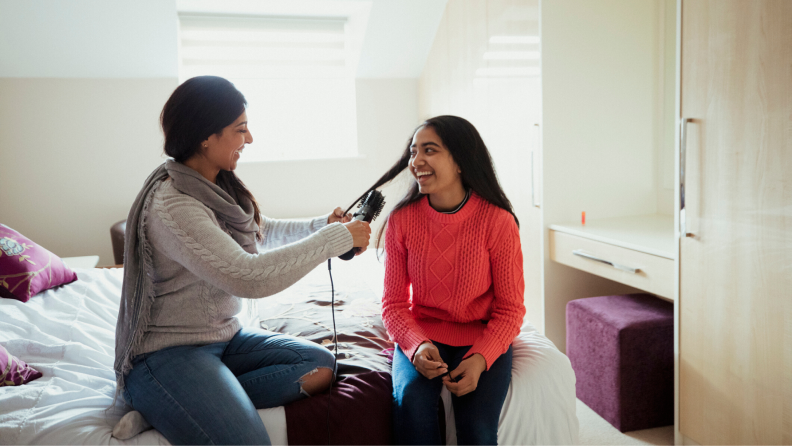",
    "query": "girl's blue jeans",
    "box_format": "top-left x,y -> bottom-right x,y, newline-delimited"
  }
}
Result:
392,342 -> 513,445
122,327 -> 336,445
